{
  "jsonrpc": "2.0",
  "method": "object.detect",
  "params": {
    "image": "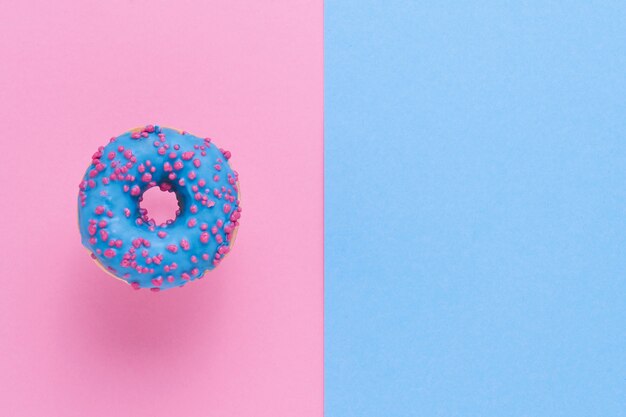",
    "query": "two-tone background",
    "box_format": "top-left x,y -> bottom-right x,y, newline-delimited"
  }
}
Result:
0,1 -> 624,416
